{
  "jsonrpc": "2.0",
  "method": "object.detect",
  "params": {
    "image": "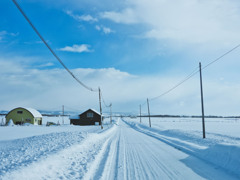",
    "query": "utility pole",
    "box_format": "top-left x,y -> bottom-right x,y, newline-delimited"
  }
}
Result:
147,98 -> 151,128
139,105 -> 142,123
110,103 -> 112,124
98,87 -> 103,129
199,62 -> 206,138
62,105 -> 64,125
